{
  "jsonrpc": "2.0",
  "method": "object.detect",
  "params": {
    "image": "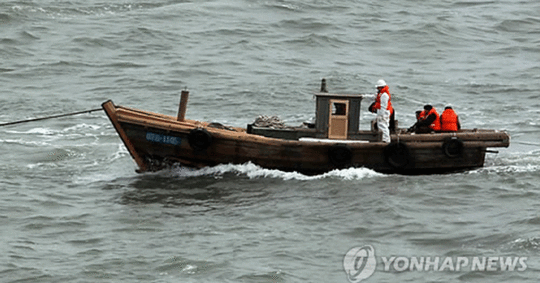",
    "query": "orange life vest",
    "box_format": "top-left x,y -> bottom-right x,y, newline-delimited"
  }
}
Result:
418,110 -> 427,121
440,108 -> 459,132
427,108 -> 441,131
373,86 -> 393,113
